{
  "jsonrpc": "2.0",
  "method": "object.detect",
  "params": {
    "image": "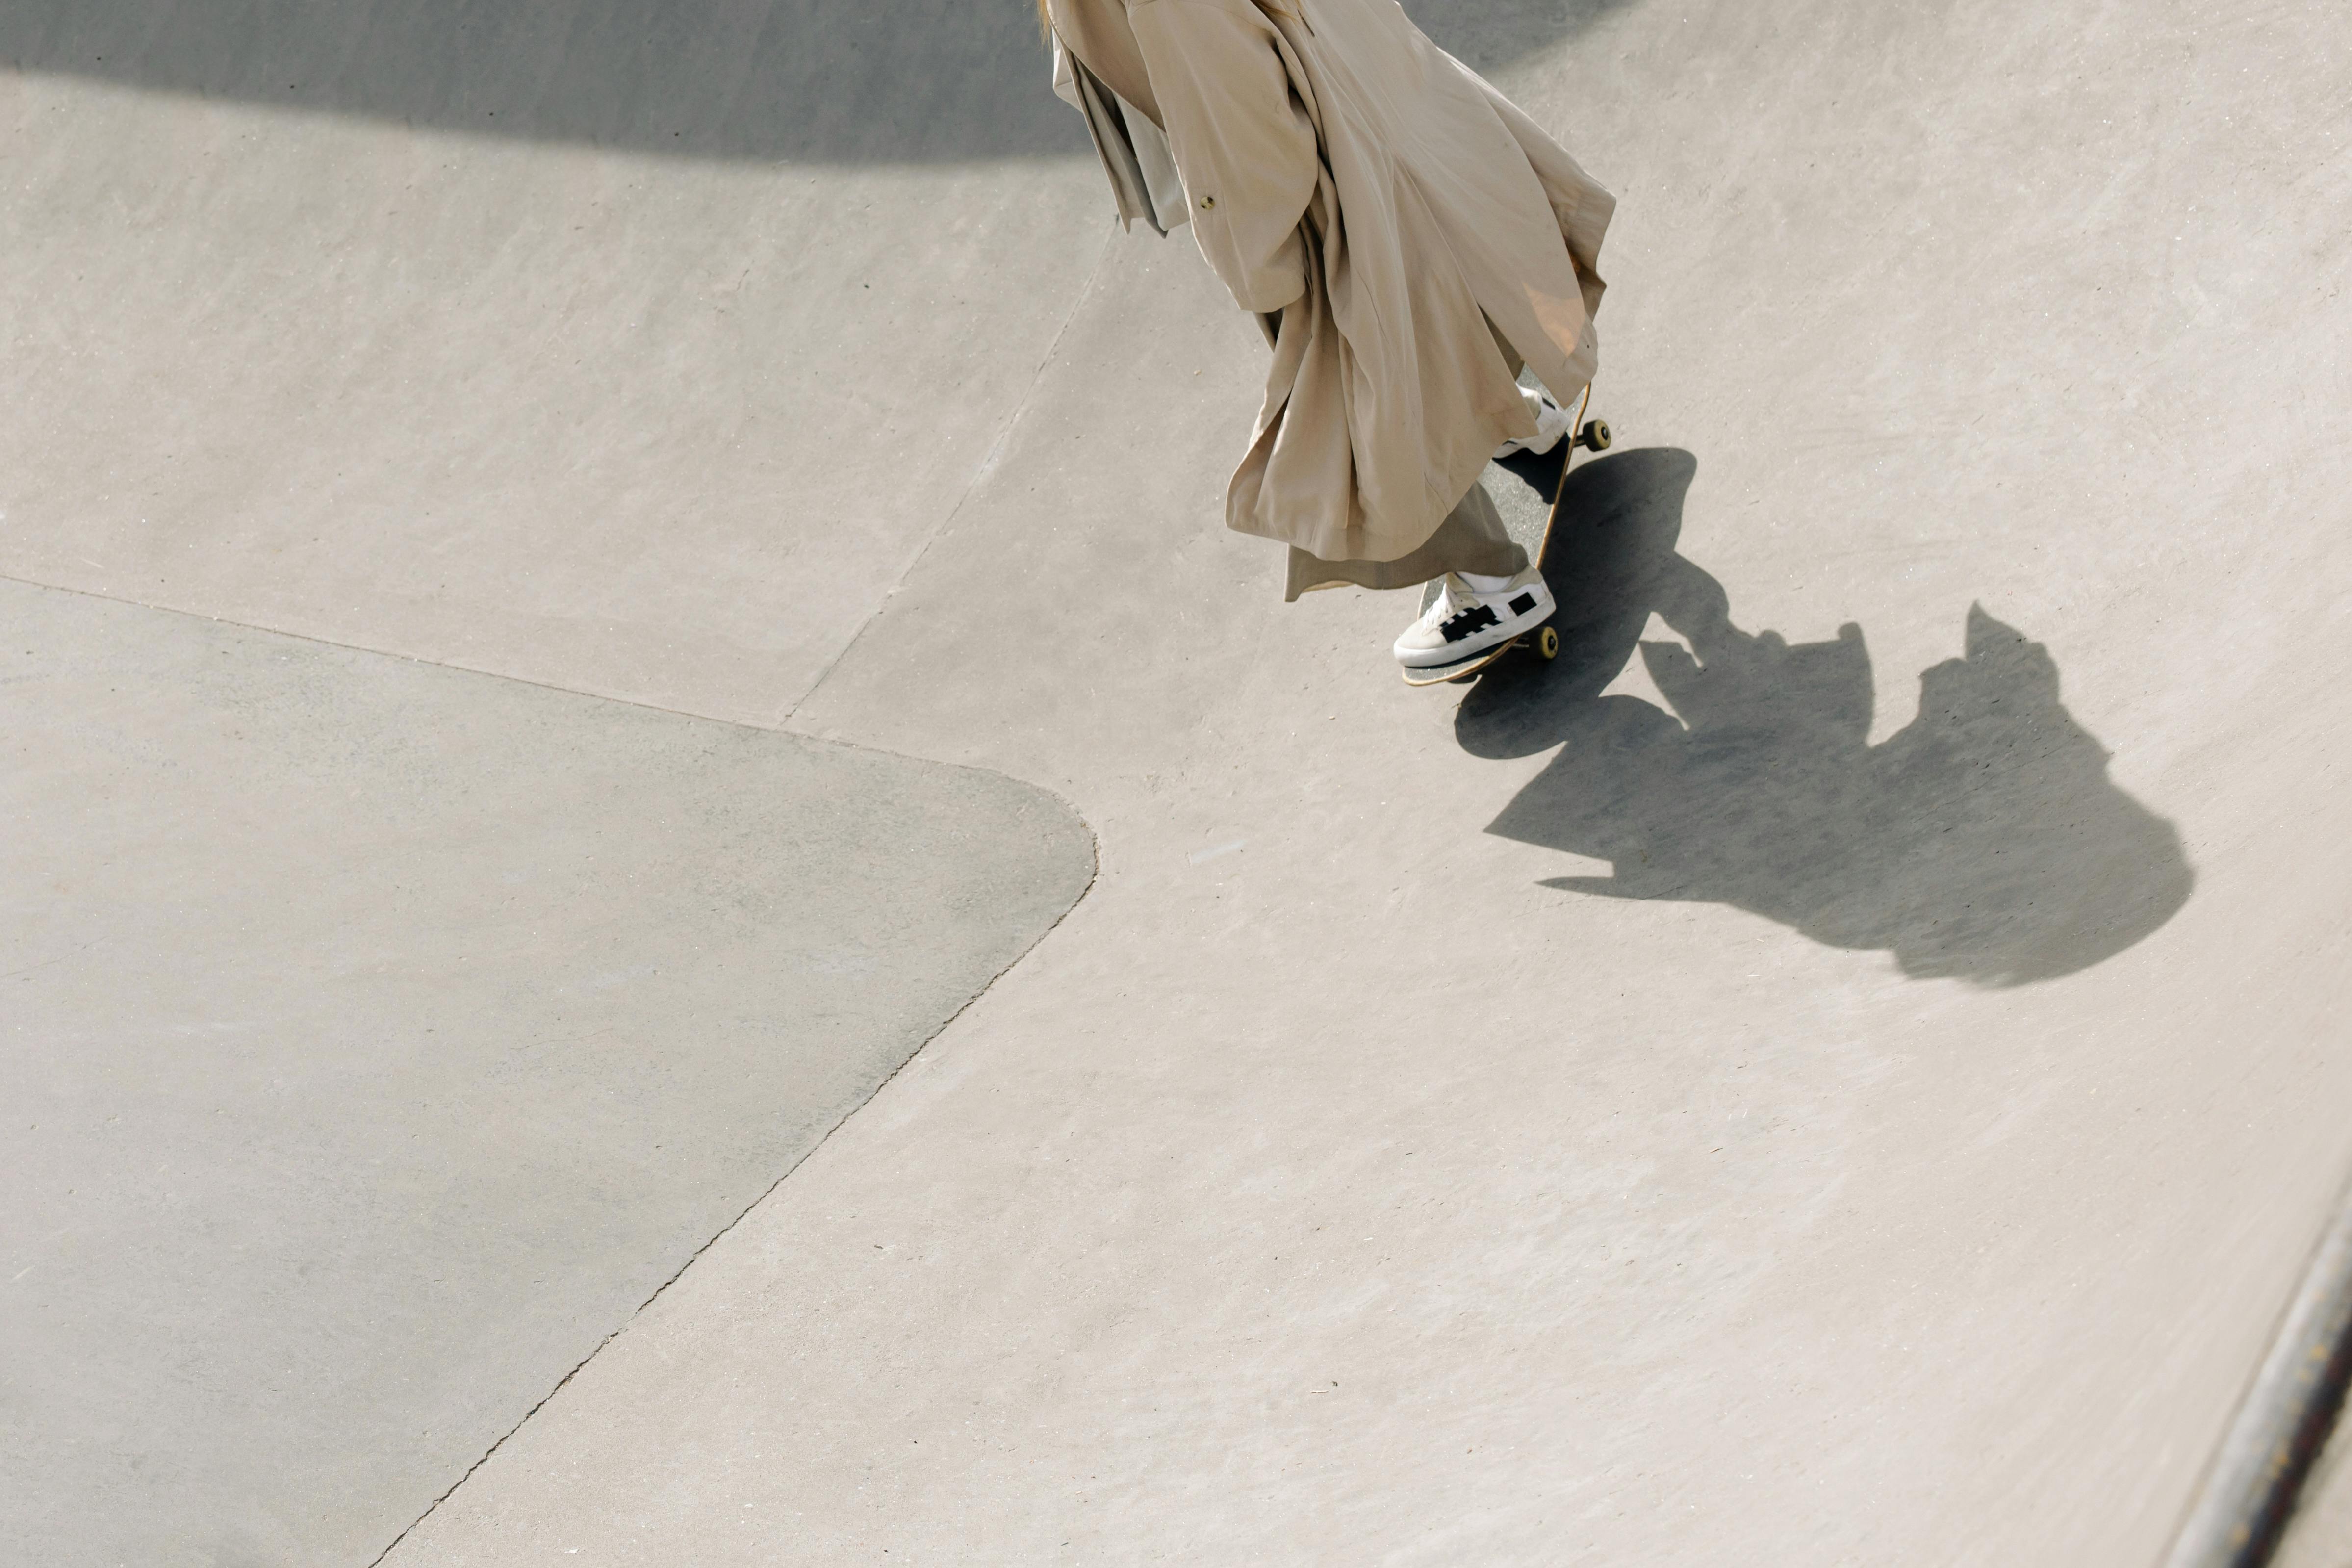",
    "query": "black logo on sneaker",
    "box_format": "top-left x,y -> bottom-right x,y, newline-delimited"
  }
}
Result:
1508,592 -> 1537,616
1441,604 -> 1501,643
